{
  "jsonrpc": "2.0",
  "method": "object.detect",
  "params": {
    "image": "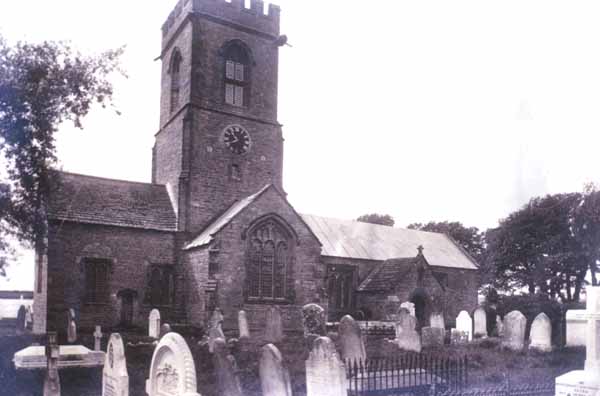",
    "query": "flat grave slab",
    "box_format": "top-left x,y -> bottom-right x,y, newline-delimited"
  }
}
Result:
14,345 -> 105,370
